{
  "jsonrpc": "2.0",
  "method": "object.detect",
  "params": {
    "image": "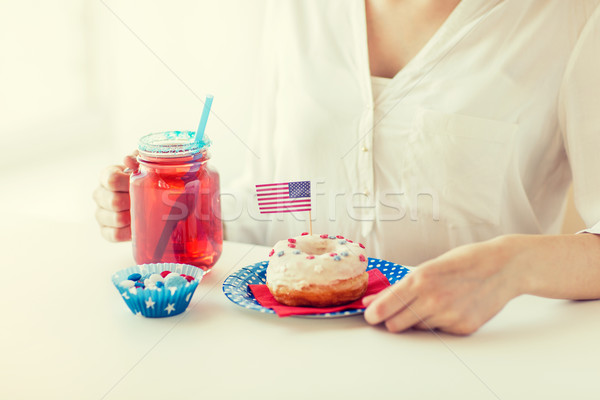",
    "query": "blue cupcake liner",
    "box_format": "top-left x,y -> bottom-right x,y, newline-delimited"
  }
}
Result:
112,263 -> 204,318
